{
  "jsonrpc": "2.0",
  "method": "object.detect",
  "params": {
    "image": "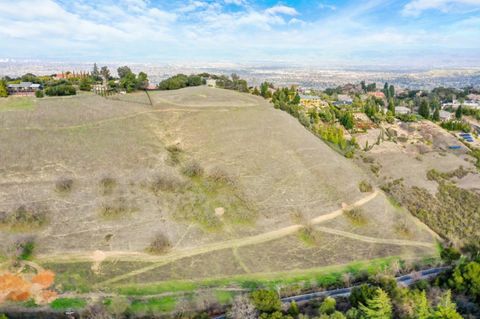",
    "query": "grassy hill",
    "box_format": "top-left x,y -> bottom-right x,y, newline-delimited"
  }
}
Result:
0,87 -> 438,305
